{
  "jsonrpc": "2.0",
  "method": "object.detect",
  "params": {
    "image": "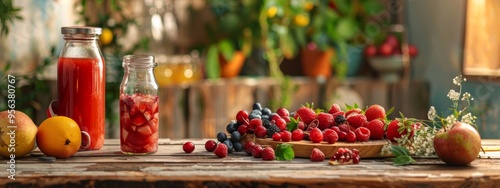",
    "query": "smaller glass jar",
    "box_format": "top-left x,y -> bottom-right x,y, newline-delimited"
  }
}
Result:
119,54 -> 159,155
